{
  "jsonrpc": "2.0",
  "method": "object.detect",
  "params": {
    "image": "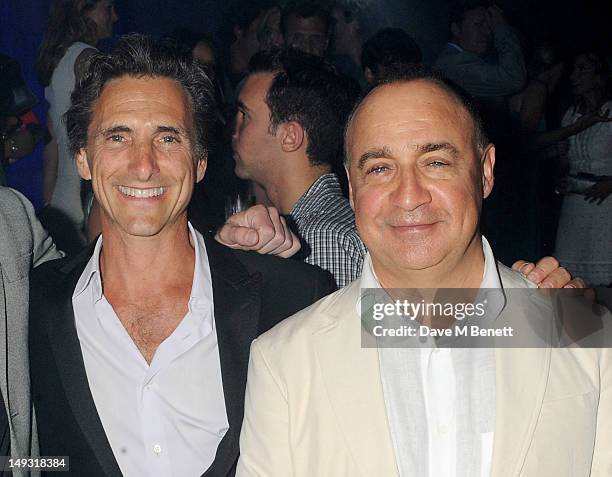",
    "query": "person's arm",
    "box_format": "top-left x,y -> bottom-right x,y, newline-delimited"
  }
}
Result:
441,8 -> 526,98
535,109 -> 612,148
42,114 -> 58,205
236,339 -> 292,477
